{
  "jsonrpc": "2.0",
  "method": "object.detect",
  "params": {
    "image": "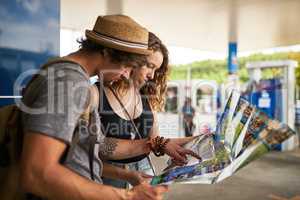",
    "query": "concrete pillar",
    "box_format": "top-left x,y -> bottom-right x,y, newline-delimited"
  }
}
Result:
228,0 -> 238,75
226,0 -> 240,95
106,0 -> 123,15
